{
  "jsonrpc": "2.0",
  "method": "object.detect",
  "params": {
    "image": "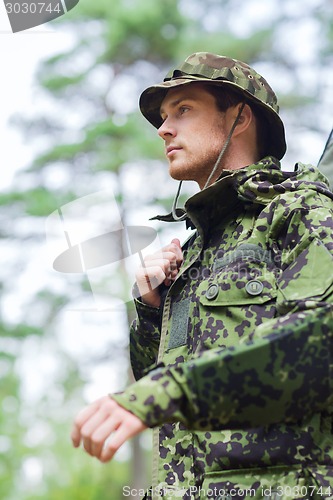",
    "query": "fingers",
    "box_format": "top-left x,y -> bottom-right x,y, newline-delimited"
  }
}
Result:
71,396 -> 147,463
89,415 -> 121,458
81,407 -> 112,456
170,238 -> 183,265
156,241 -> 183,285
141,242 -> 183,281
100,413 -> 146,463
135,240 -> 184,306
71,398 -> 102,448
